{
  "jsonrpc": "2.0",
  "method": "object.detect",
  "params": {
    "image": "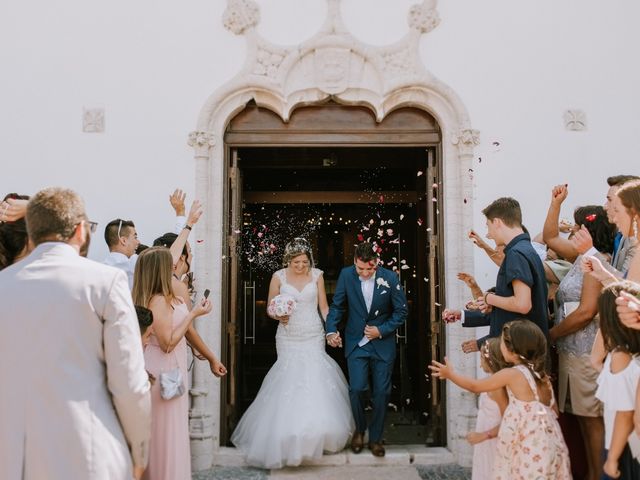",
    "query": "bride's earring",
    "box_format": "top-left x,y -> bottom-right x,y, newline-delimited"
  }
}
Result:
634,217 -> 639,238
